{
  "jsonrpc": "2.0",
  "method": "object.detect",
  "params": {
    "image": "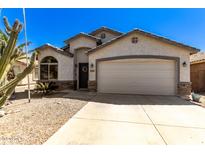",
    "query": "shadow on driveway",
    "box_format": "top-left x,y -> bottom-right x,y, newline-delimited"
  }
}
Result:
91,93 -> 193,106
11,90 -> 193,106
